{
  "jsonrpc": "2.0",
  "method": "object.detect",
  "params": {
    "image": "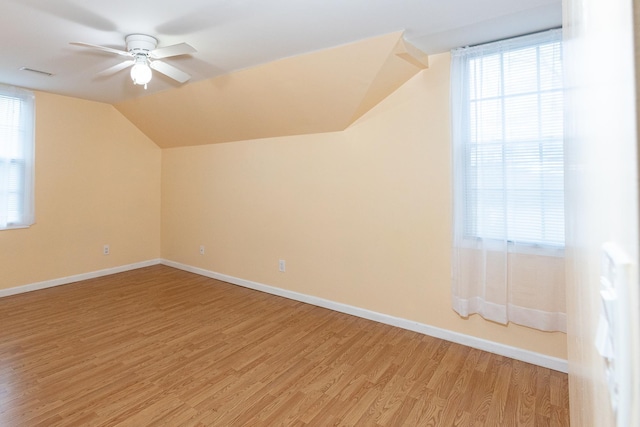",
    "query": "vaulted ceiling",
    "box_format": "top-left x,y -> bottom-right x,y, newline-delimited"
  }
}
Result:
0,0 -> 562,146
114,32 -> 428,147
